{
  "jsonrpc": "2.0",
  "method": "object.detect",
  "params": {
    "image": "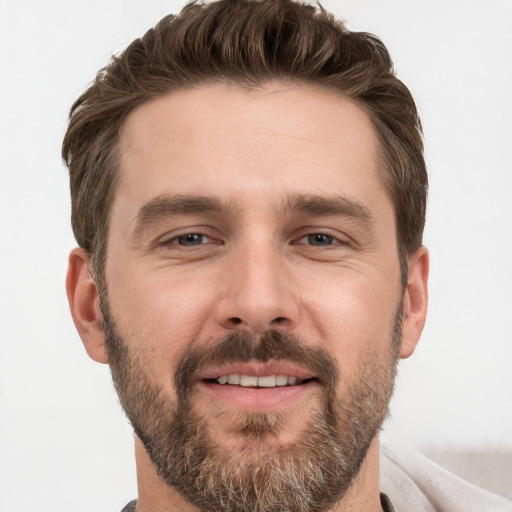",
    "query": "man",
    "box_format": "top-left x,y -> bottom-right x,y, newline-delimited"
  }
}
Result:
62,1 -> 512,511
